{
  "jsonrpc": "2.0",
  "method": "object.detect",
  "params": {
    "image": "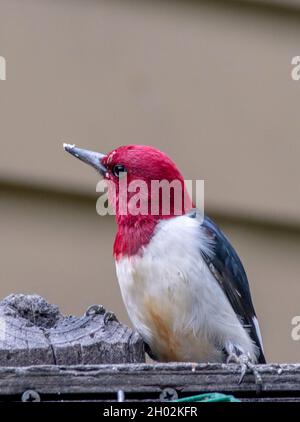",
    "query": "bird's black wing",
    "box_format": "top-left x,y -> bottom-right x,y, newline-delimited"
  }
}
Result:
189,212 -> 266,363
